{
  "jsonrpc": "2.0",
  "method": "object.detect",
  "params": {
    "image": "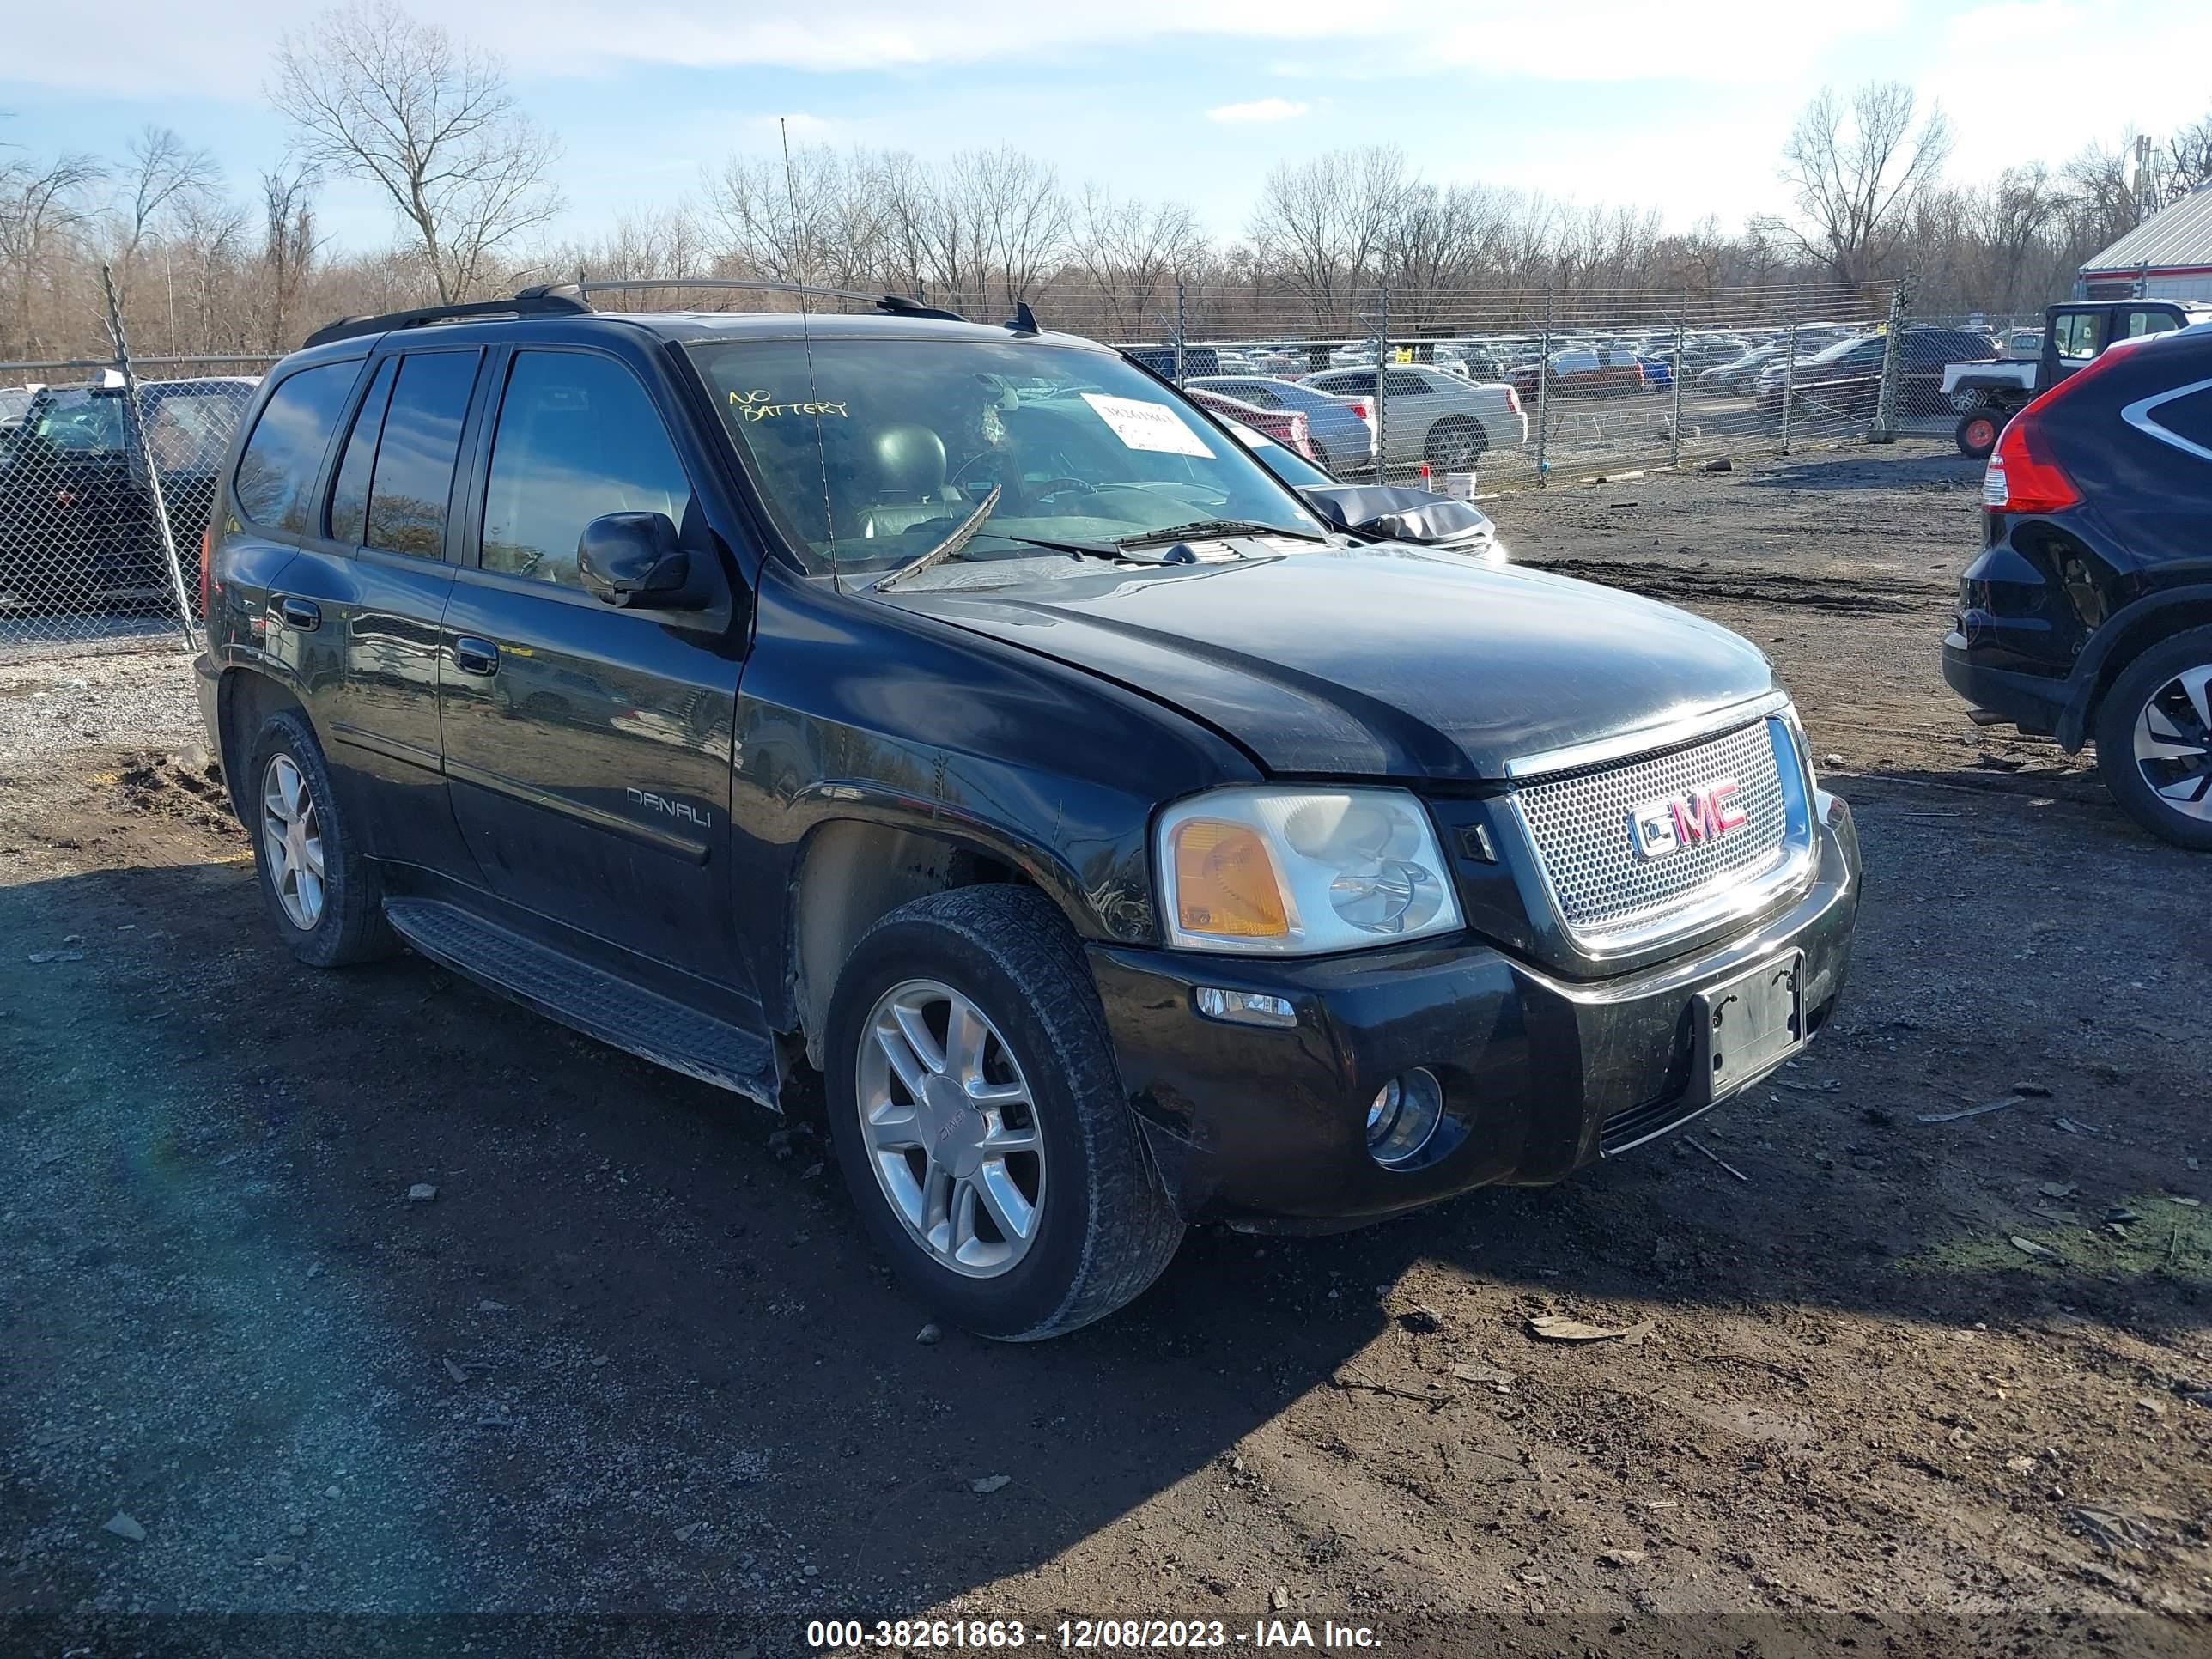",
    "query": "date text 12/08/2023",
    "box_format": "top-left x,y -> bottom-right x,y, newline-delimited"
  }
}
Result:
805,1618 -> 1383,1650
